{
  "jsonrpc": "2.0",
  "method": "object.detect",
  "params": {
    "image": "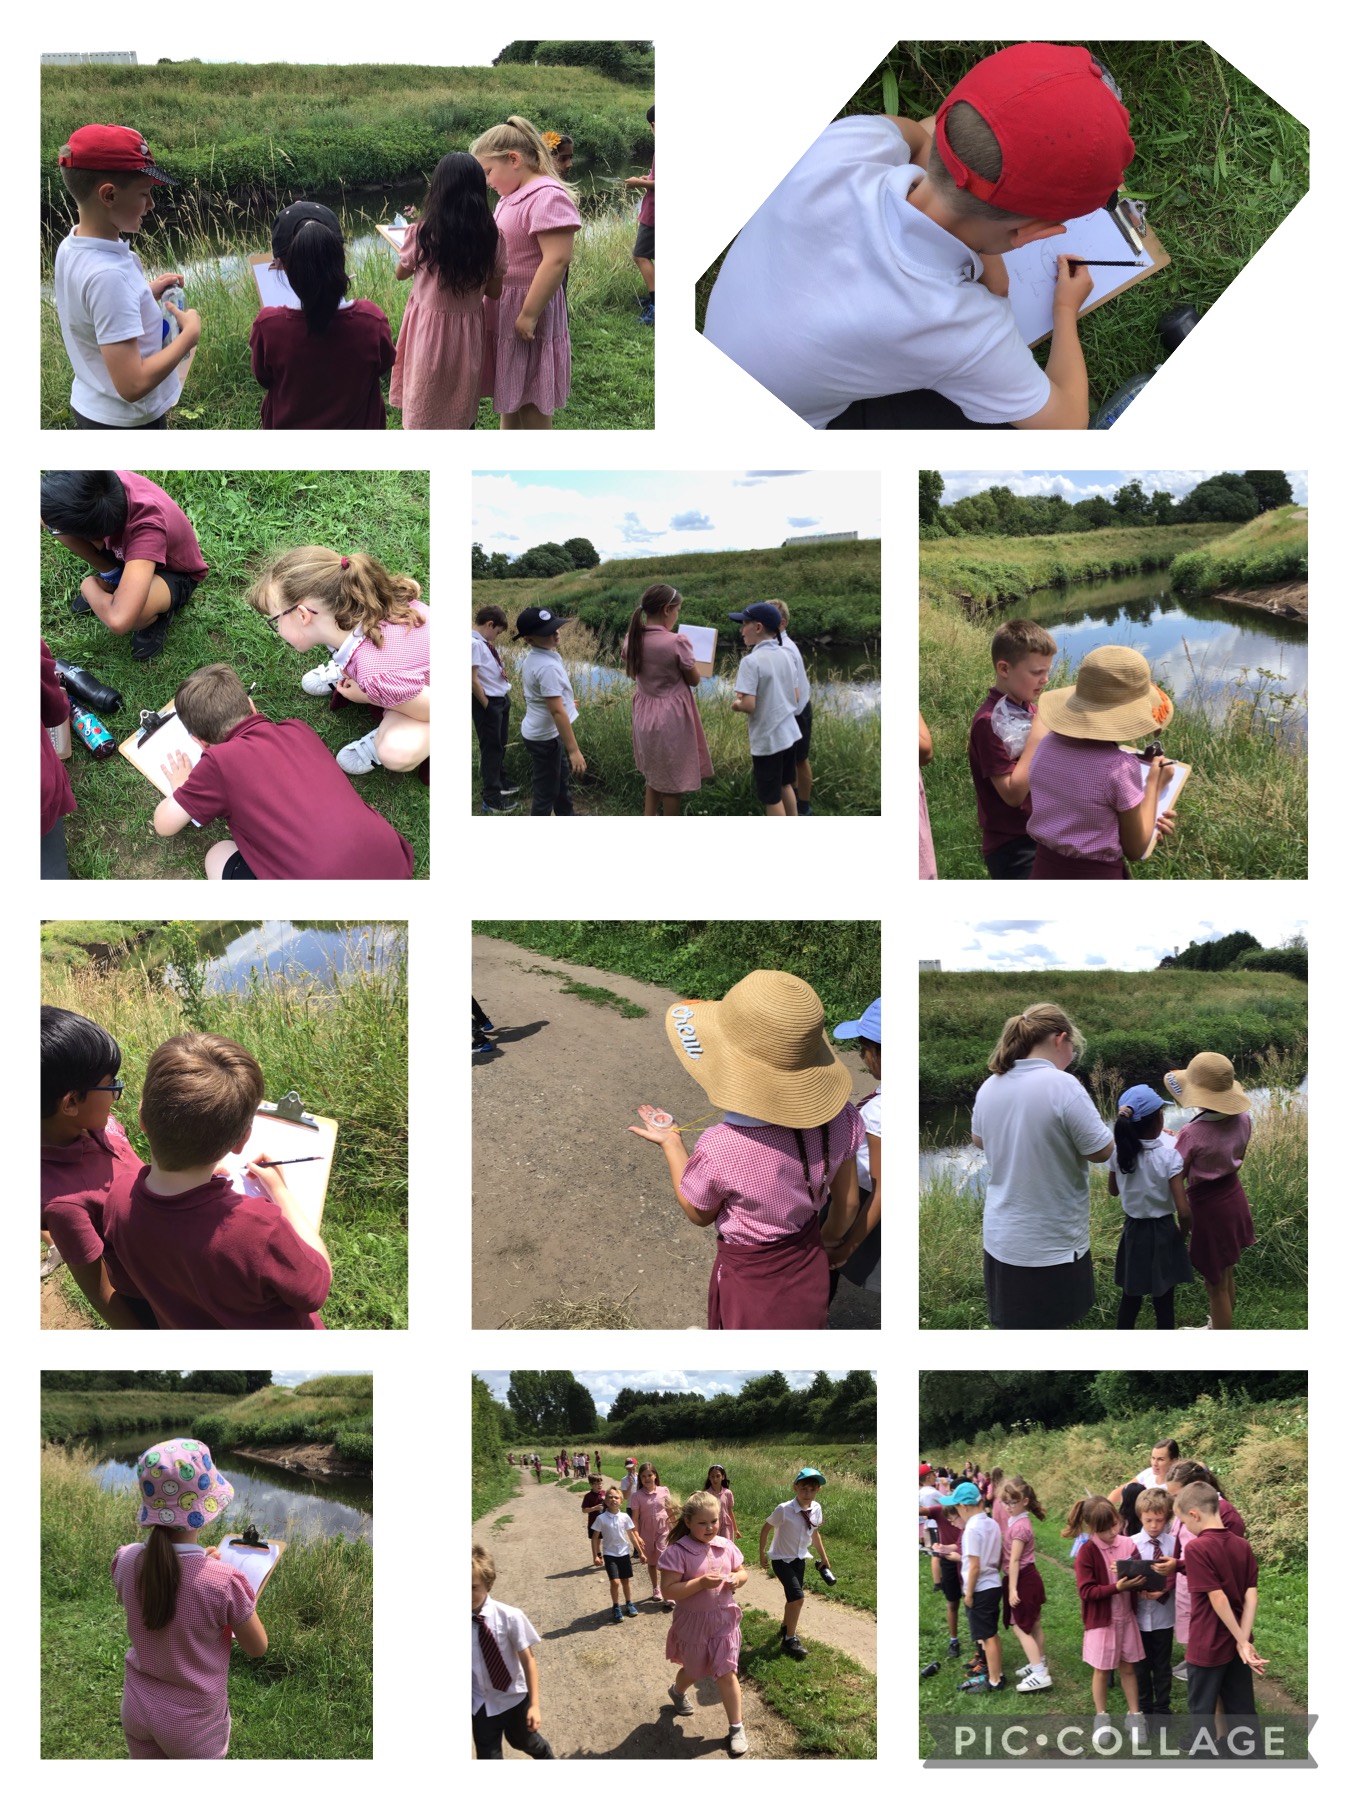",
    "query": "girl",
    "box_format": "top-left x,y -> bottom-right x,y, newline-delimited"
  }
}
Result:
621,583 -> 713,814
111,1436 -> 267,1758
1108,1084 -> 1194,1331
658,1491 -> 751,1757
1164,1053 -> 1254,1330
985,1467 -> 1006,1527
471,117 -> 582,429
919,711 -> 937,878
630,1462 -> 675,1608
628,969 -> 864,1330
1069,1495 -> 1147,1747
1028,645 -> 1178,879
1001,1476 -> 1050,1693
249,201 -> 394,430
706,1465 -> 739,1541
390,153 -> 505,430
248,546 -> 430,778
827,998 -> 881,1305
590,1487 -> 645,1622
